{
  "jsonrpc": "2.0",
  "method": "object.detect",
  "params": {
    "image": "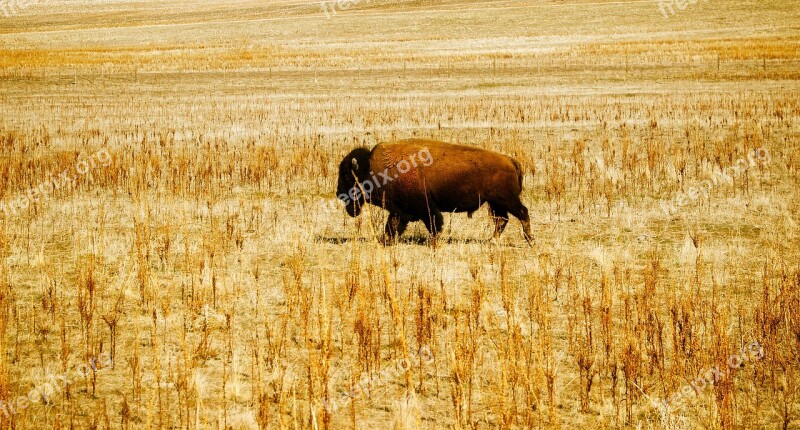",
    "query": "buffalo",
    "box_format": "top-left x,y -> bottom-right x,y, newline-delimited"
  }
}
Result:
336,139 -> 533,245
